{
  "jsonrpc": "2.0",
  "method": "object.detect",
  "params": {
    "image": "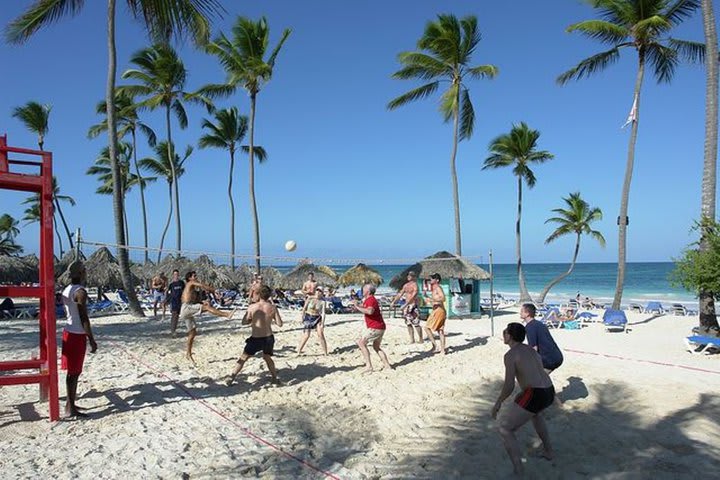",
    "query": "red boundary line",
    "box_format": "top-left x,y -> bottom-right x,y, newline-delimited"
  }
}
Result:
119,345 -> 342,480
565,348 -> 720,375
